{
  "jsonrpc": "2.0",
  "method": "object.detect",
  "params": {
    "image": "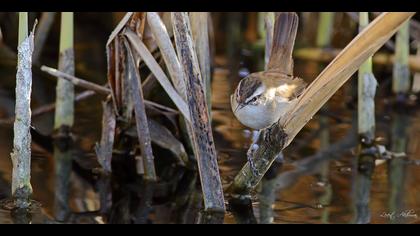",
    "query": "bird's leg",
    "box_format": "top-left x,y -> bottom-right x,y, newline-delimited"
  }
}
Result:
247,130 -> 261,176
